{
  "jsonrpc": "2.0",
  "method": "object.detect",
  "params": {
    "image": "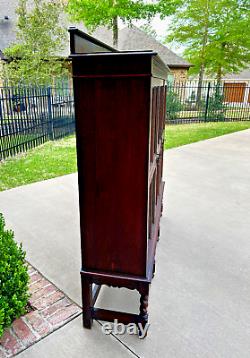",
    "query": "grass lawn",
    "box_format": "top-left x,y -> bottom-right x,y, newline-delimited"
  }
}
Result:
165,121 -> 250,149
0,121 -> 250,191
0,136 -> 77,191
